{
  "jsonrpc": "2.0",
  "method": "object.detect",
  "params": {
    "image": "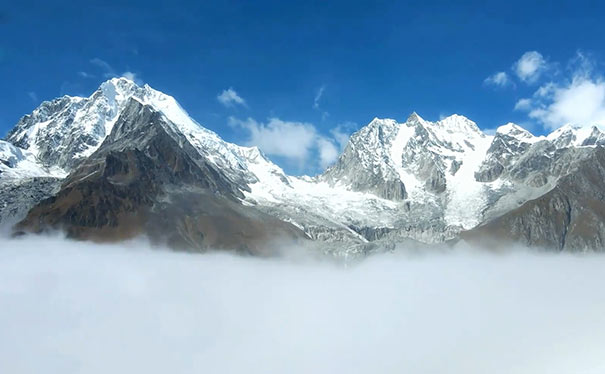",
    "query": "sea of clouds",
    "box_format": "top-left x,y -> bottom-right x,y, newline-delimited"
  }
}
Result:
1,235 -> 605,373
